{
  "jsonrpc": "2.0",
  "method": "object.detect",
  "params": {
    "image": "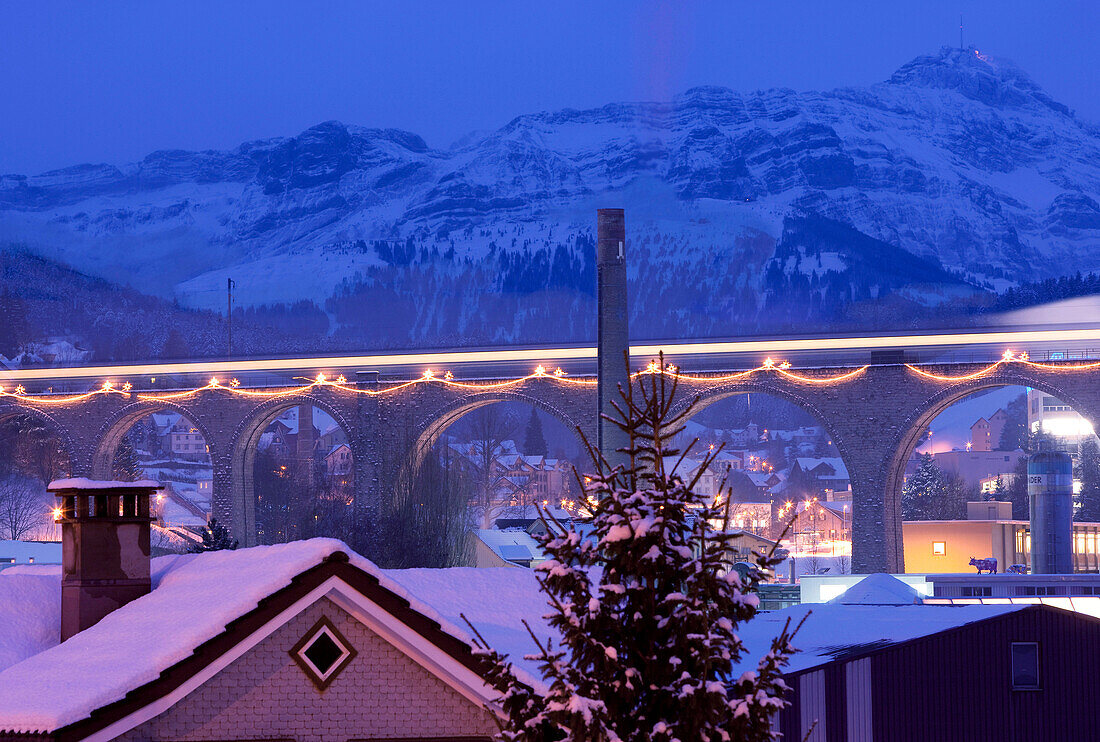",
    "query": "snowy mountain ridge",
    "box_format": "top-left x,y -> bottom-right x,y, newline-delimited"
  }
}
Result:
2,47 -> 1099,345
